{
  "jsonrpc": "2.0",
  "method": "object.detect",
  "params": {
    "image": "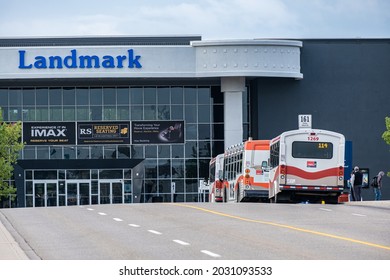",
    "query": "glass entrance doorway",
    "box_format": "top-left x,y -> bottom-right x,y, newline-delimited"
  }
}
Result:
34,181 -> 58,207
66,181 -> 91,206
99,181 -> 123,204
